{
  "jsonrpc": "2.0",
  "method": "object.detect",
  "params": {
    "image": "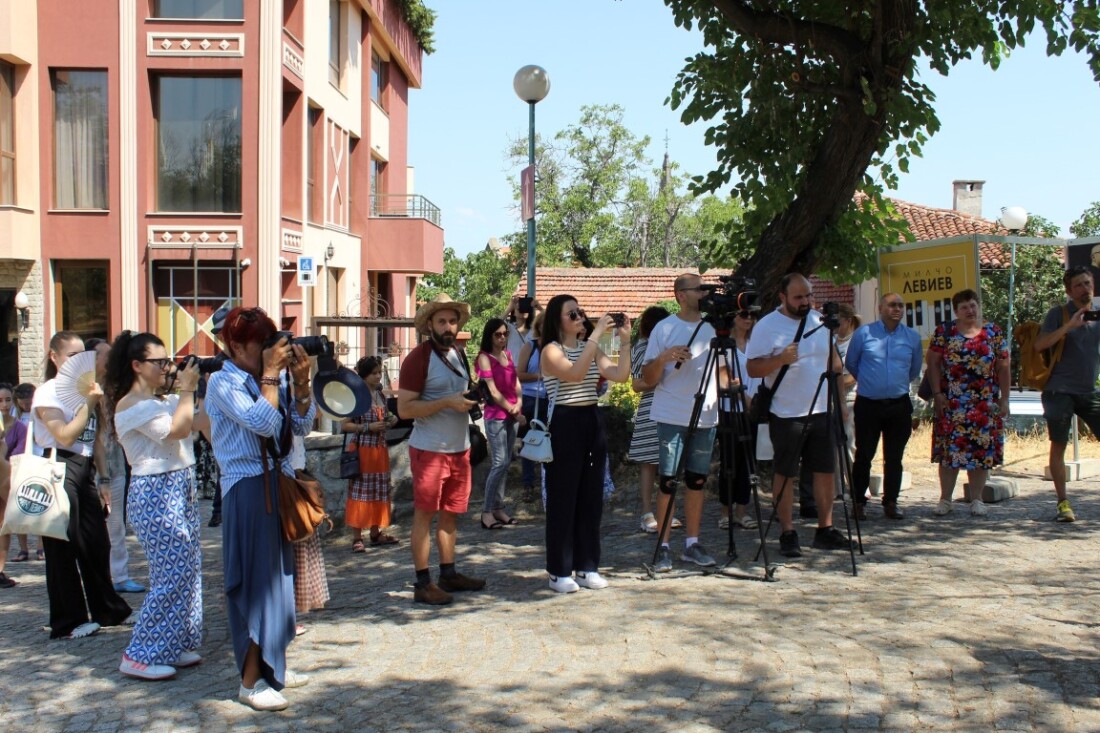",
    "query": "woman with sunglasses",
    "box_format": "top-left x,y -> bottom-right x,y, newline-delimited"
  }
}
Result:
104,332 -> 202,680
477,318 -> 526,529
204,307 -> 316,712
539,296 -> 631,593
33,331 -> 132,639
